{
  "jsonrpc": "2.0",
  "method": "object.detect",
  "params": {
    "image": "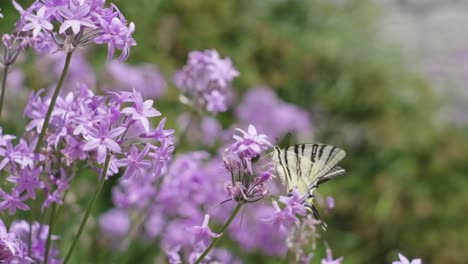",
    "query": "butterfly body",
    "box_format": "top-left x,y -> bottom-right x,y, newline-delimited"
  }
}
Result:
272,144 -> 346,219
